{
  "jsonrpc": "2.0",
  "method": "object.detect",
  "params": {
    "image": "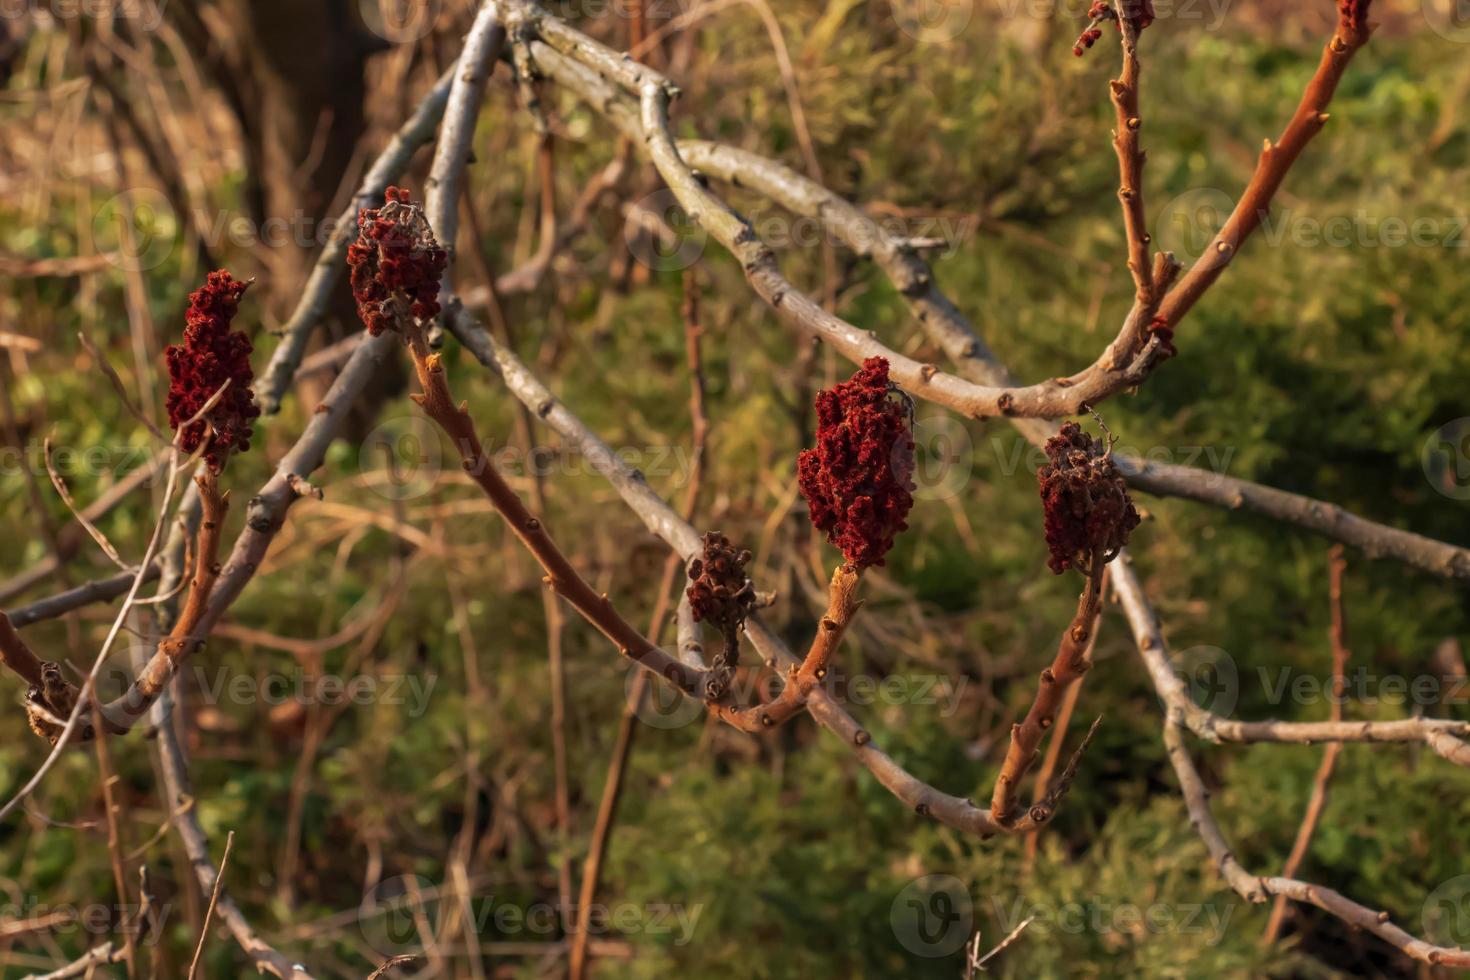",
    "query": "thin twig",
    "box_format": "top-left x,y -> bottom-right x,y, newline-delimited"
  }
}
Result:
990,555 -> 1107,826
187,830 -> 235,980
91,699 -> 138,978
569,268 -> 710,980
1263,545 -> 1351,944
401,319 -> 705,696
